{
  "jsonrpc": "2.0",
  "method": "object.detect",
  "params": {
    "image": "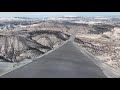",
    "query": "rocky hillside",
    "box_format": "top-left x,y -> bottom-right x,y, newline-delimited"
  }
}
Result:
0,30 -> 70,62
74,24 -> 120,70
